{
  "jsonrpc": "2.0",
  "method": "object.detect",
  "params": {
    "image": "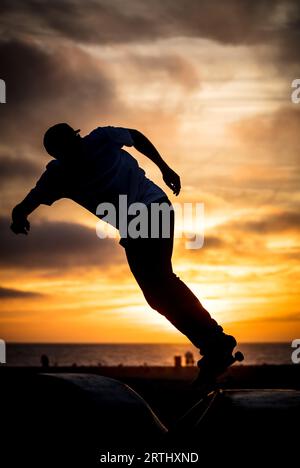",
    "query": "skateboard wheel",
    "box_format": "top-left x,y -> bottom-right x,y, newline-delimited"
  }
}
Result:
234,351 -> 244,362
